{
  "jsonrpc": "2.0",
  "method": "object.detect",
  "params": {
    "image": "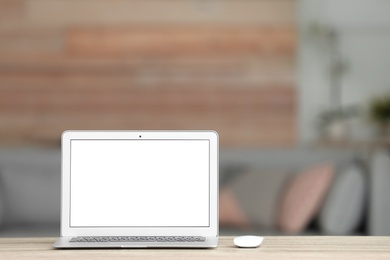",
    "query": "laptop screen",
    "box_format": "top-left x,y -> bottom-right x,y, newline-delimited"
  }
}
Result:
69,139 -> 210,228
